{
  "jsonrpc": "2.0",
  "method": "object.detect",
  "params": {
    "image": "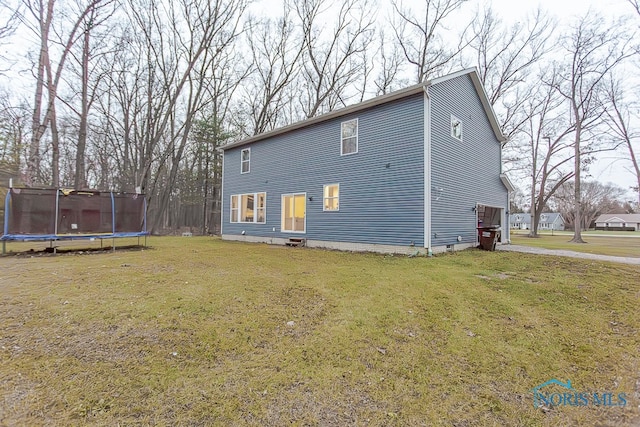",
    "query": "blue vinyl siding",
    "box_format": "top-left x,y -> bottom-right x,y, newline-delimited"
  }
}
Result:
429,74 -> 507,246
222,94 -> 425,247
